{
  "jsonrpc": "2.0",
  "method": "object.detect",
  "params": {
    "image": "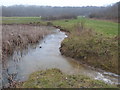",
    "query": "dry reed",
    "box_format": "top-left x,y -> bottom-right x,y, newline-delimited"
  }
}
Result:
2,24 -> 53,62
